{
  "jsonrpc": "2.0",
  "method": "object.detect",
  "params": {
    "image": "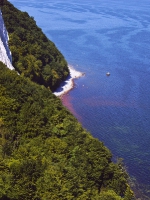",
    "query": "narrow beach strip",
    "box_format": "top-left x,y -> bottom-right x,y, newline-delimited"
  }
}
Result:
53,65 -> 84,97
